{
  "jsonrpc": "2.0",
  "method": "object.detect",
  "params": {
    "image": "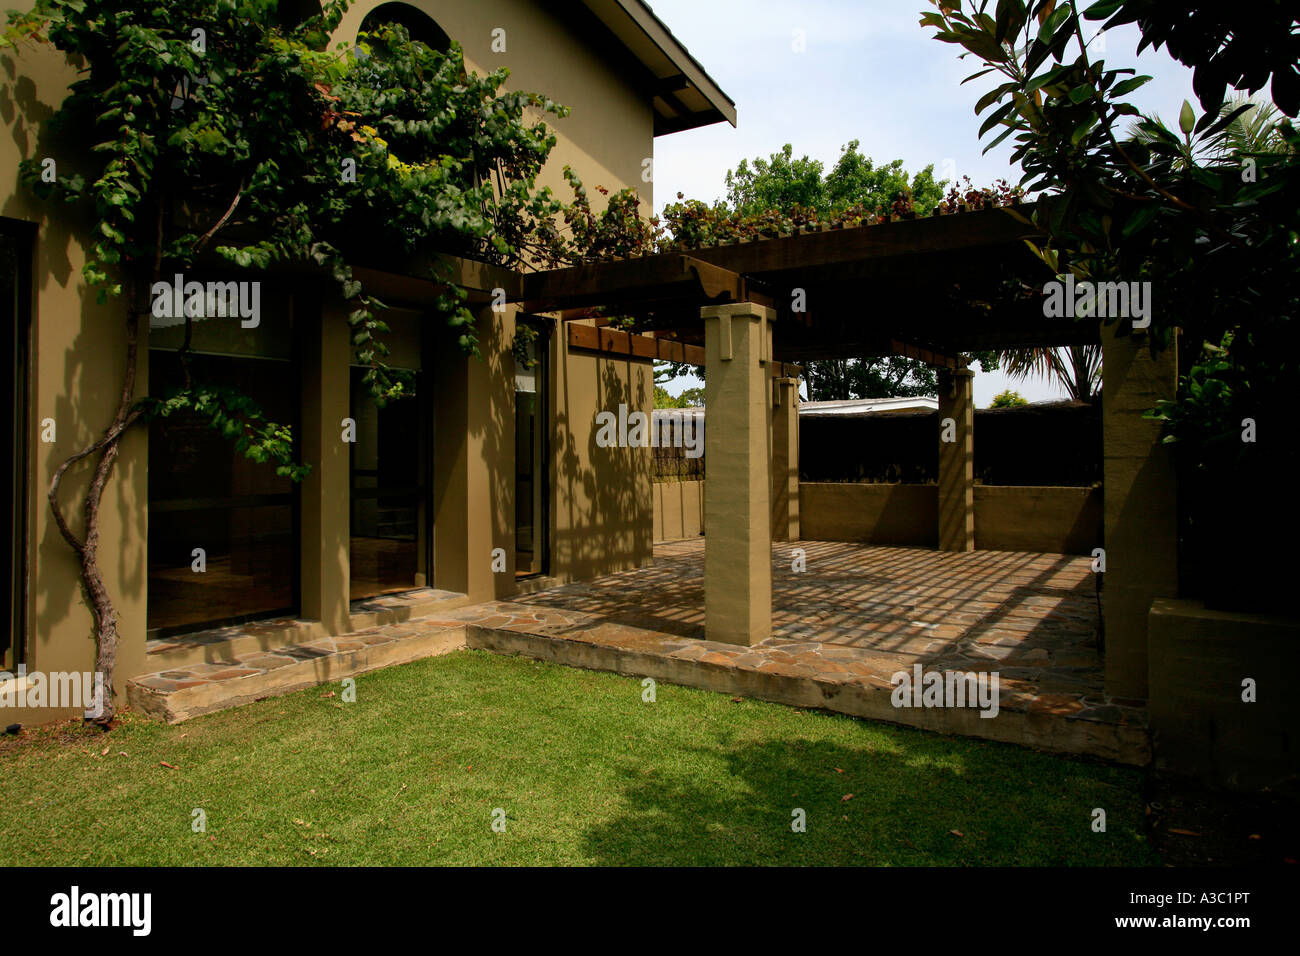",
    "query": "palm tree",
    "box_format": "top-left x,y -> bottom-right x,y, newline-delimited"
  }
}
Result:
1129,95 -> 1291,170
995,345 -> 1101,404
